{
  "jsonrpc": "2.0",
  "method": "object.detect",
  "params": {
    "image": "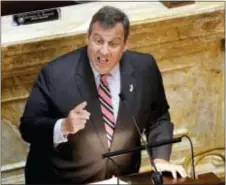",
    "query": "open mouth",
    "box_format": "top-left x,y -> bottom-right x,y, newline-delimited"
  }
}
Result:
97,56 -> 109,65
